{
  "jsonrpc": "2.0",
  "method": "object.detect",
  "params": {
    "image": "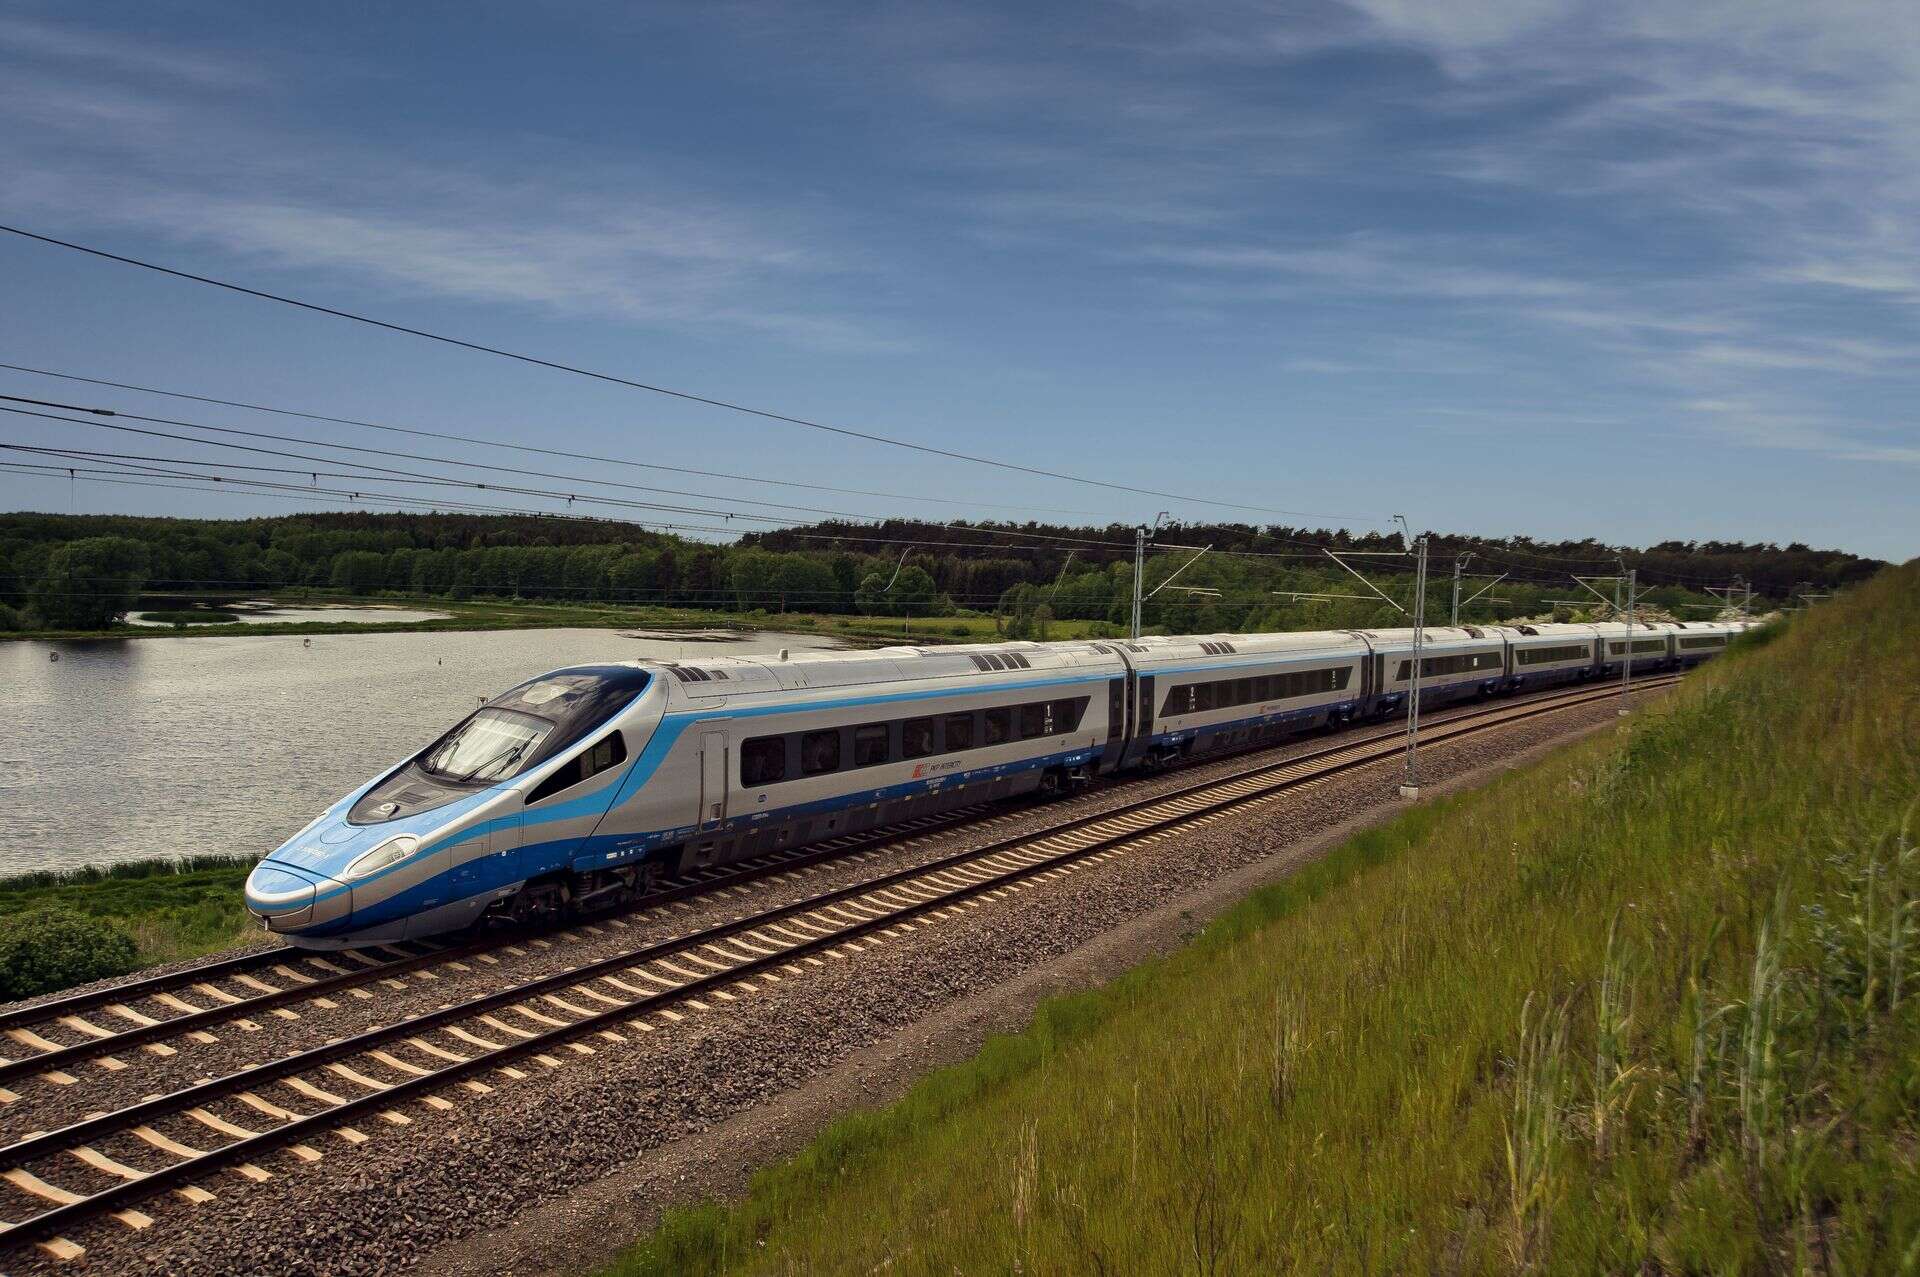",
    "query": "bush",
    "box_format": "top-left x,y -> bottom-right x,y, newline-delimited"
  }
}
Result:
0,907 -> 140,1001
0,601 -> 23,631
